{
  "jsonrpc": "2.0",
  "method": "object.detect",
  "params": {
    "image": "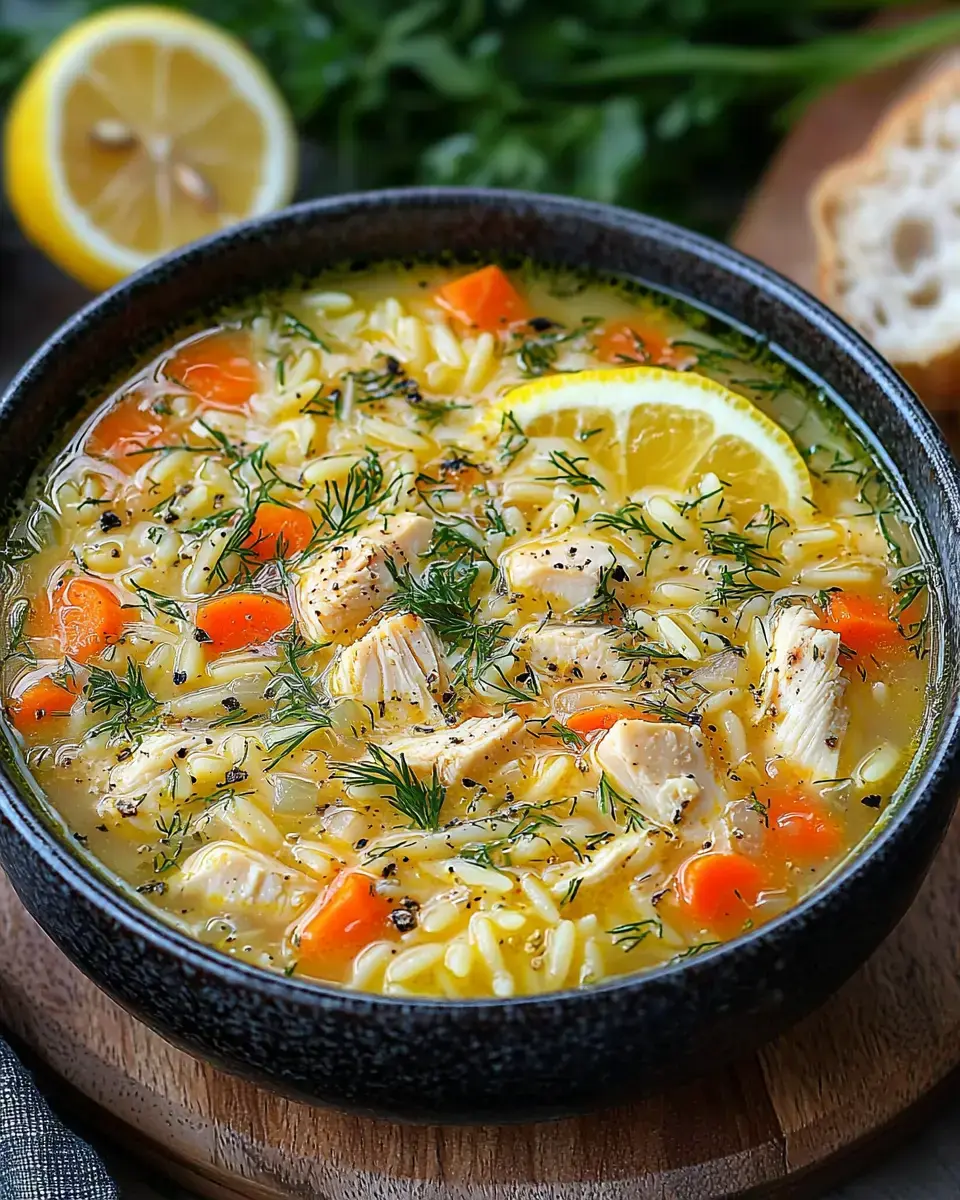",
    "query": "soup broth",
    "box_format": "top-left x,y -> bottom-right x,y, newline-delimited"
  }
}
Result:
0,264 -> 931,998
